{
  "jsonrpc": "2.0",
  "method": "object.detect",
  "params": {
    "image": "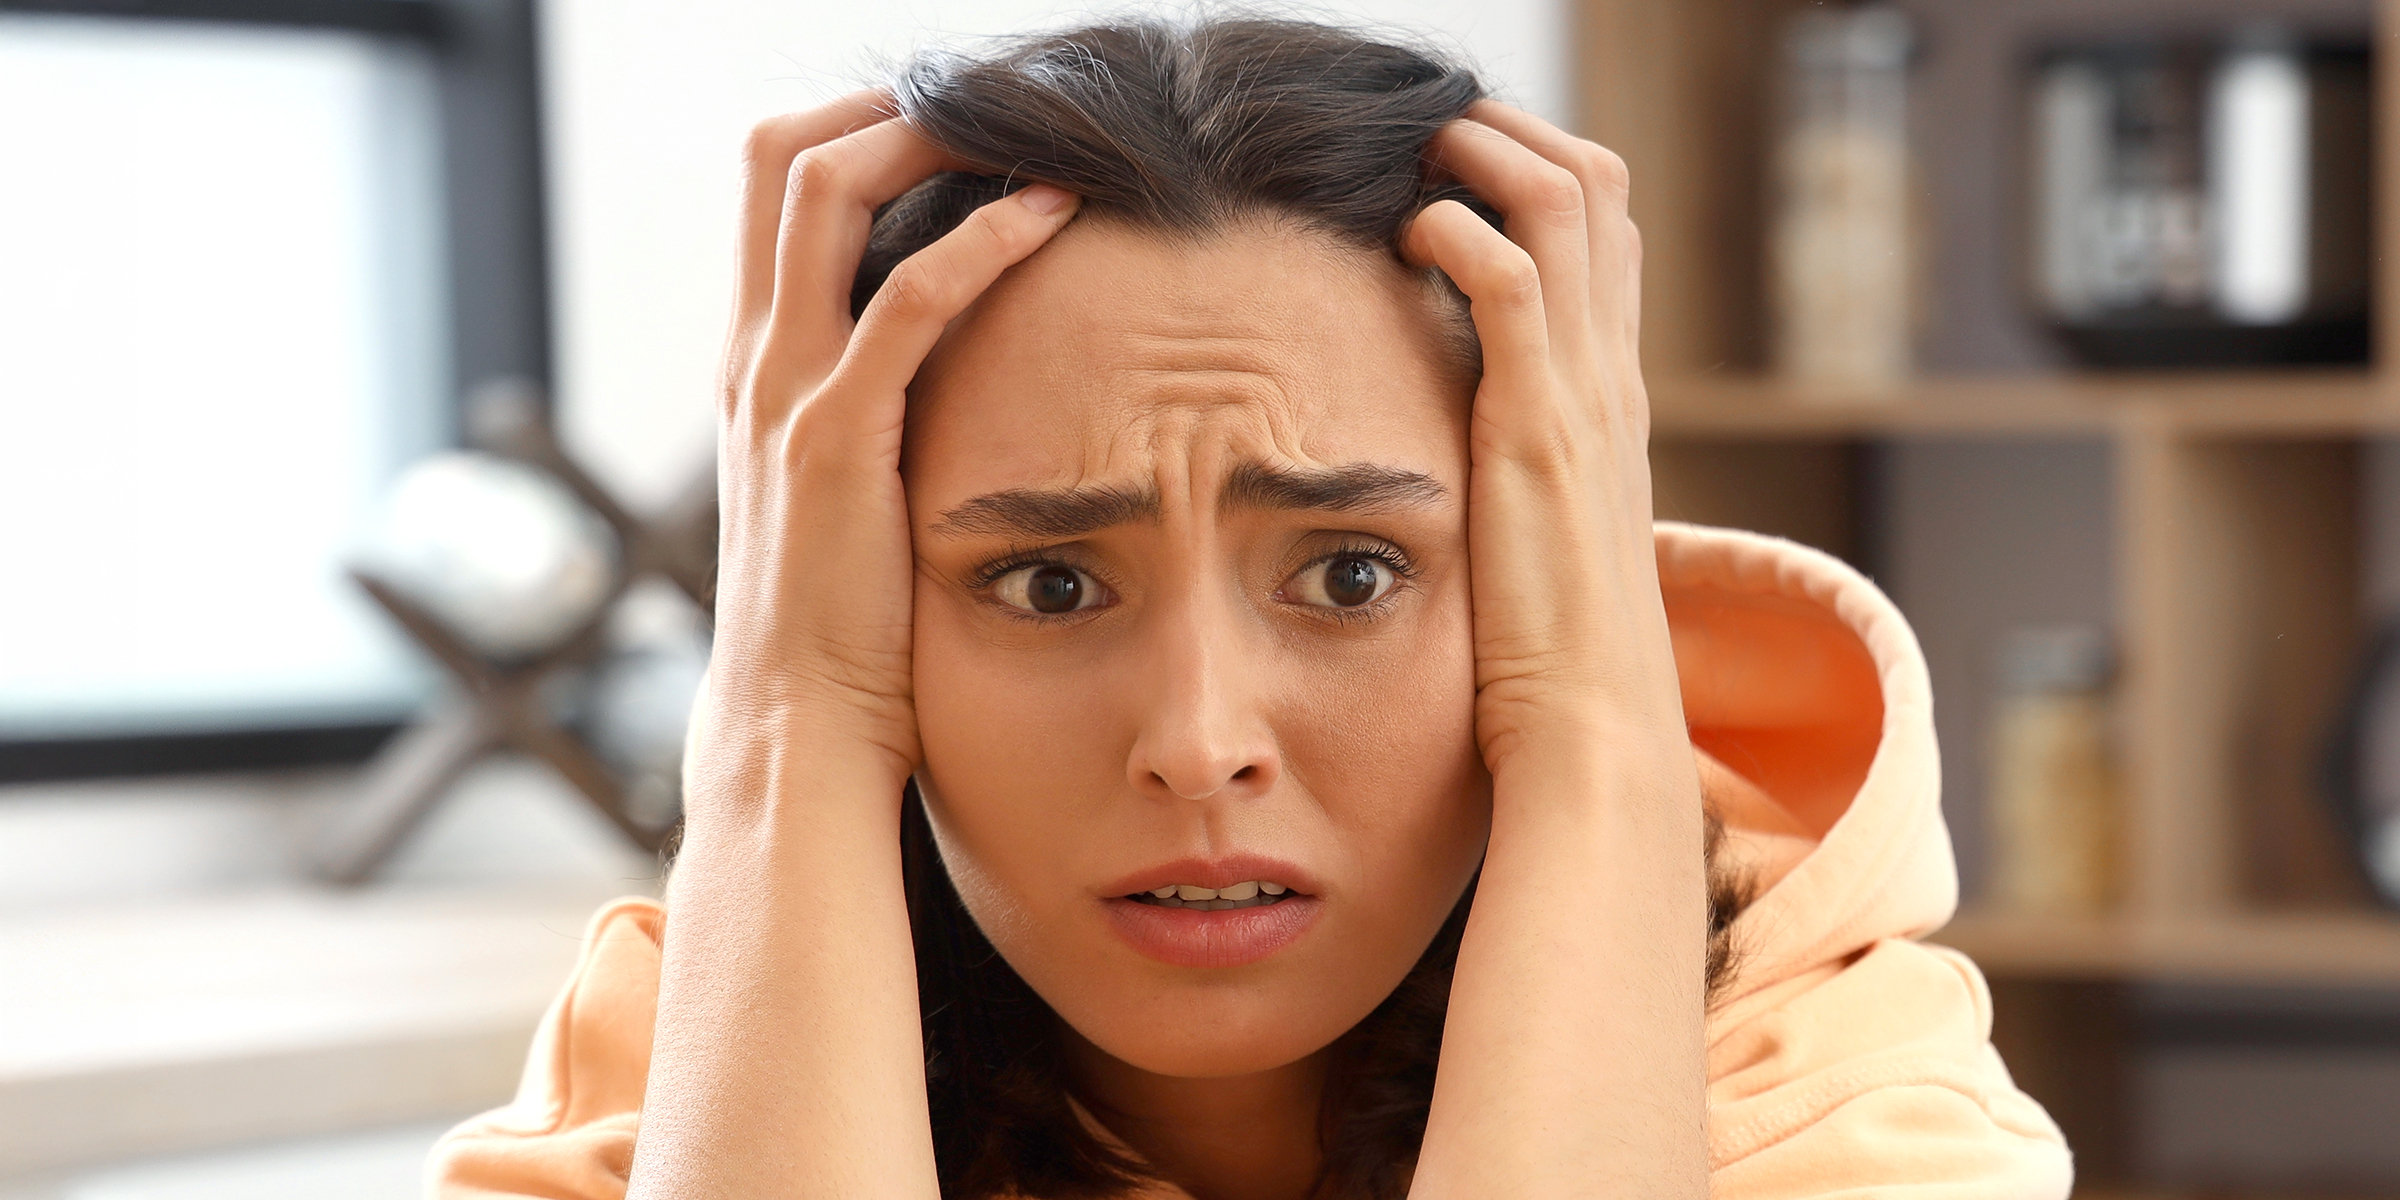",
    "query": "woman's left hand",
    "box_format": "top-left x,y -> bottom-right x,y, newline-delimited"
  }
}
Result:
1405,101 -> 1682,777
1402,101 -> 1709,1199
